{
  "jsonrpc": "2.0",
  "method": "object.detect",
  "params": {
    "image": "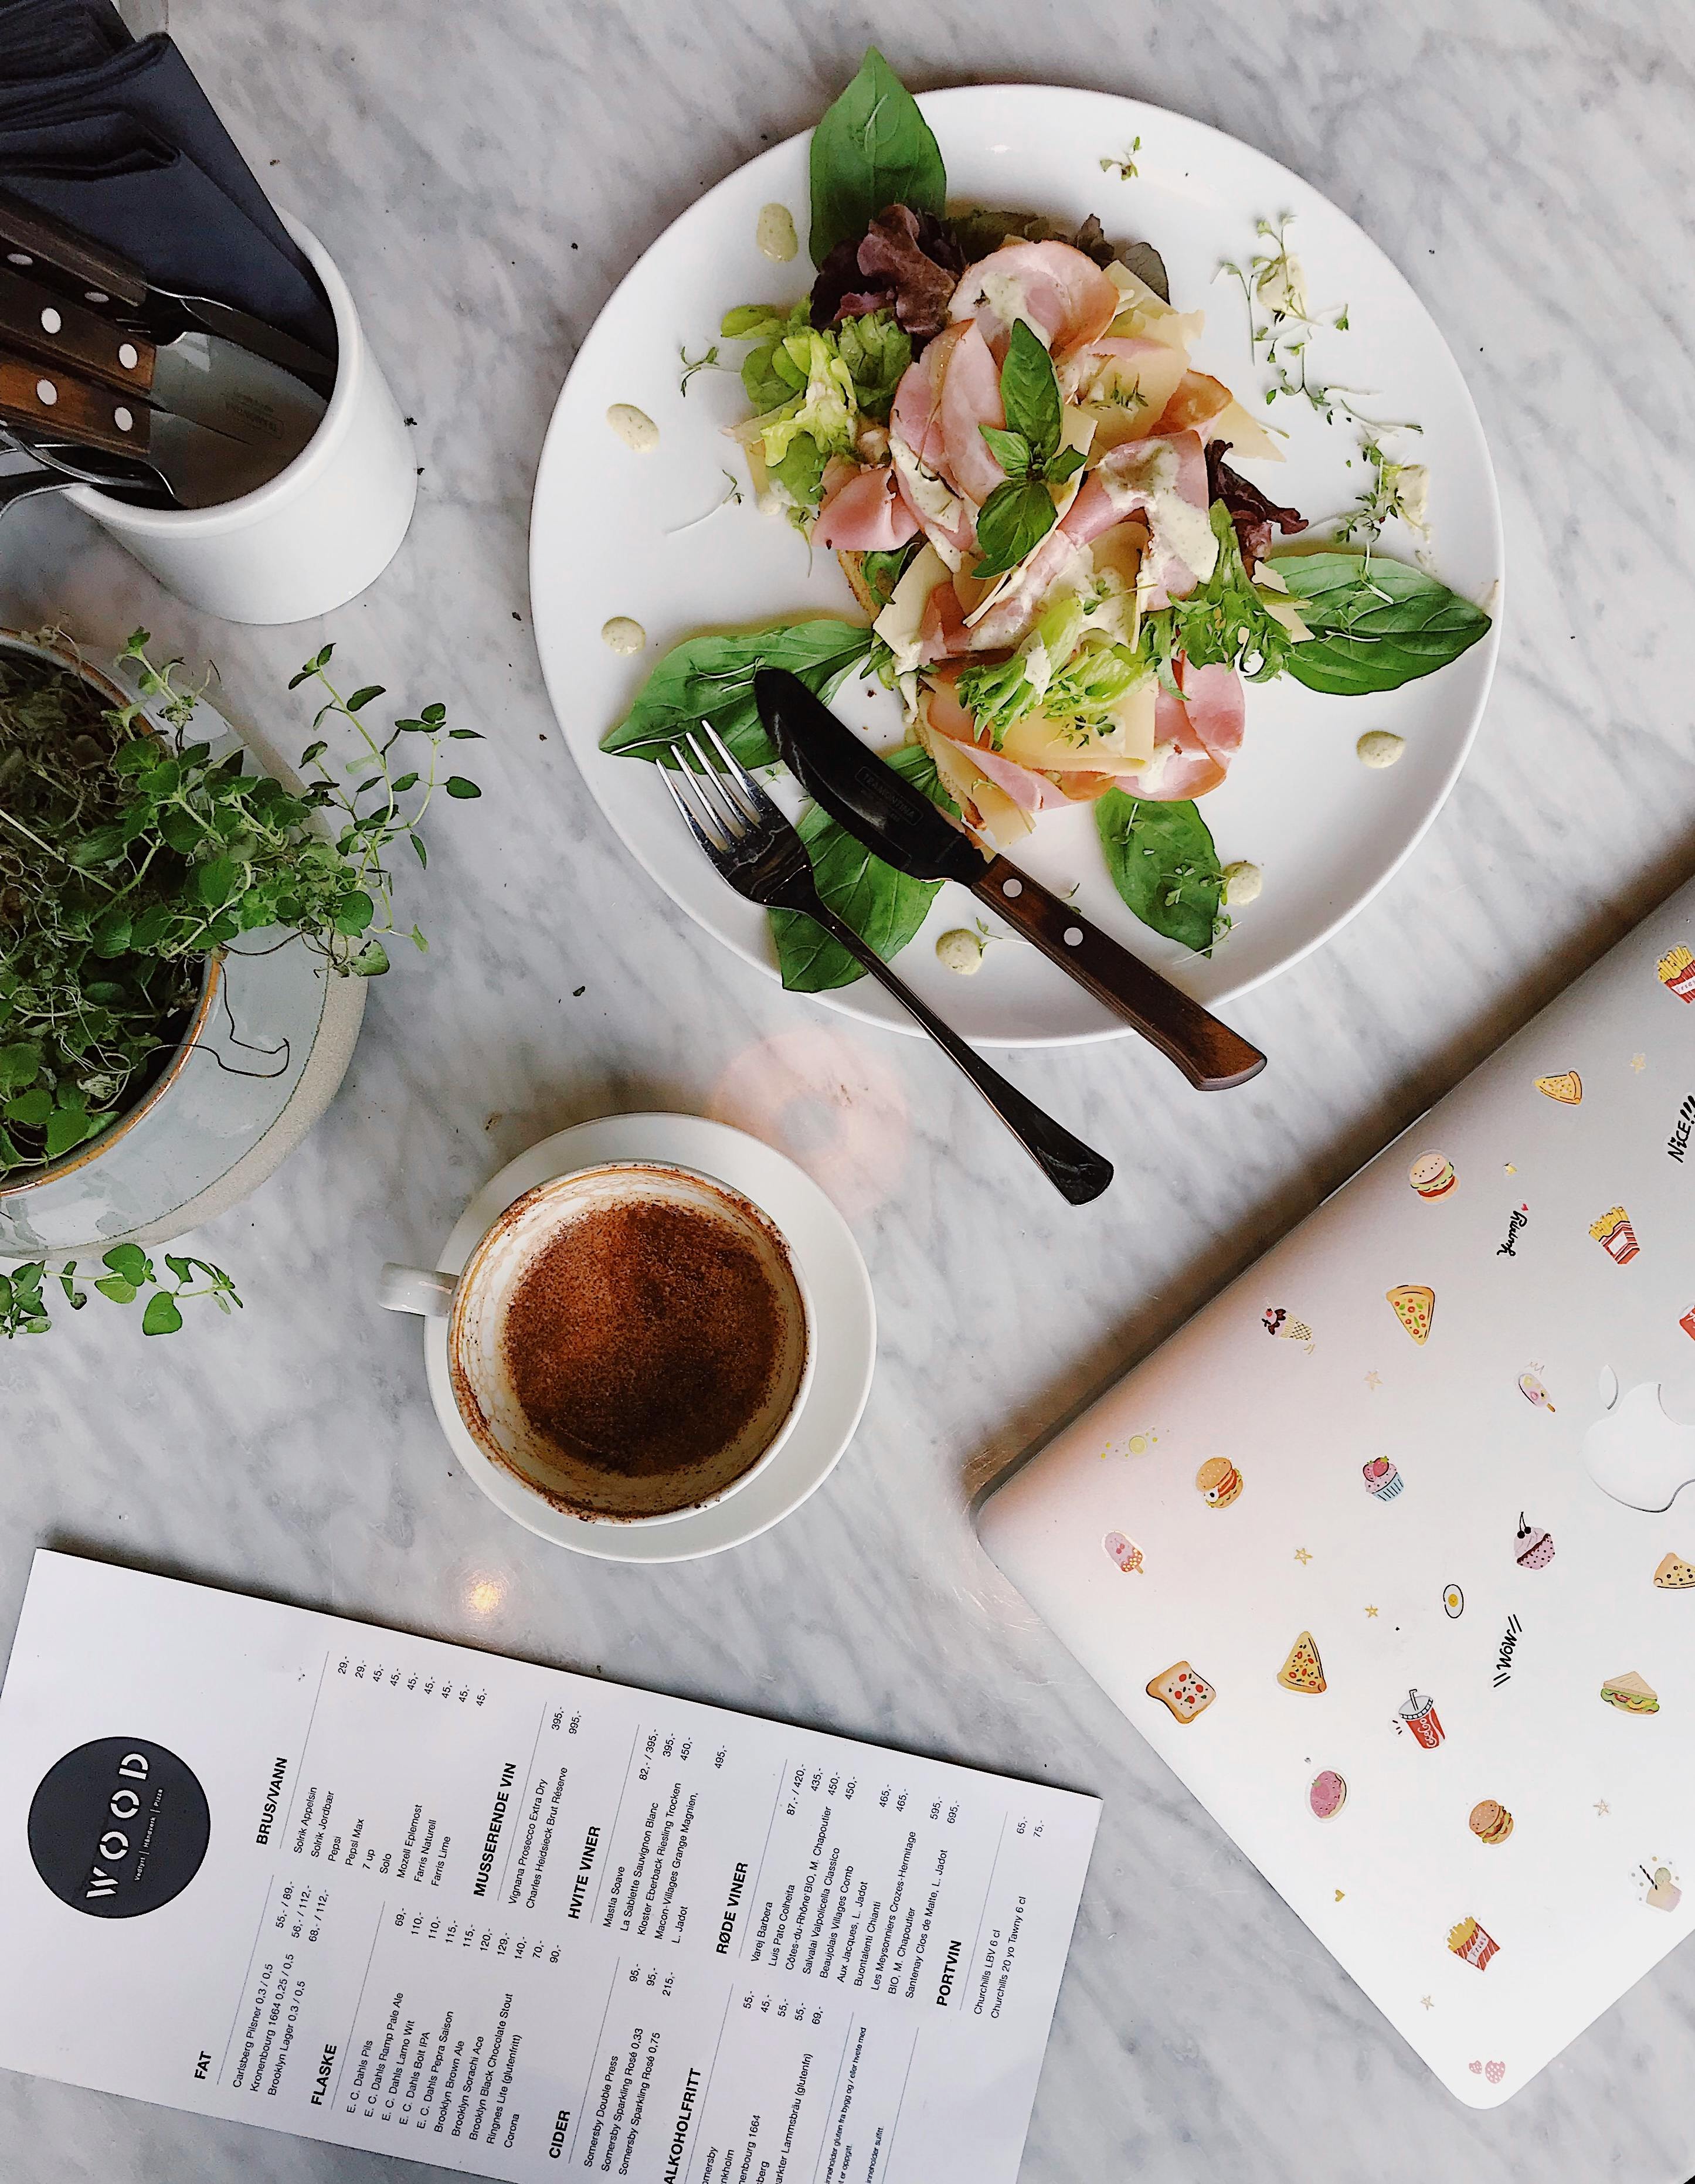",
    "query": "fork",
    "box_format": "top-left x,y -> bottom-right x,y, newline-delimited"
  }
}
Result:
663,725 -> 1113,1205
